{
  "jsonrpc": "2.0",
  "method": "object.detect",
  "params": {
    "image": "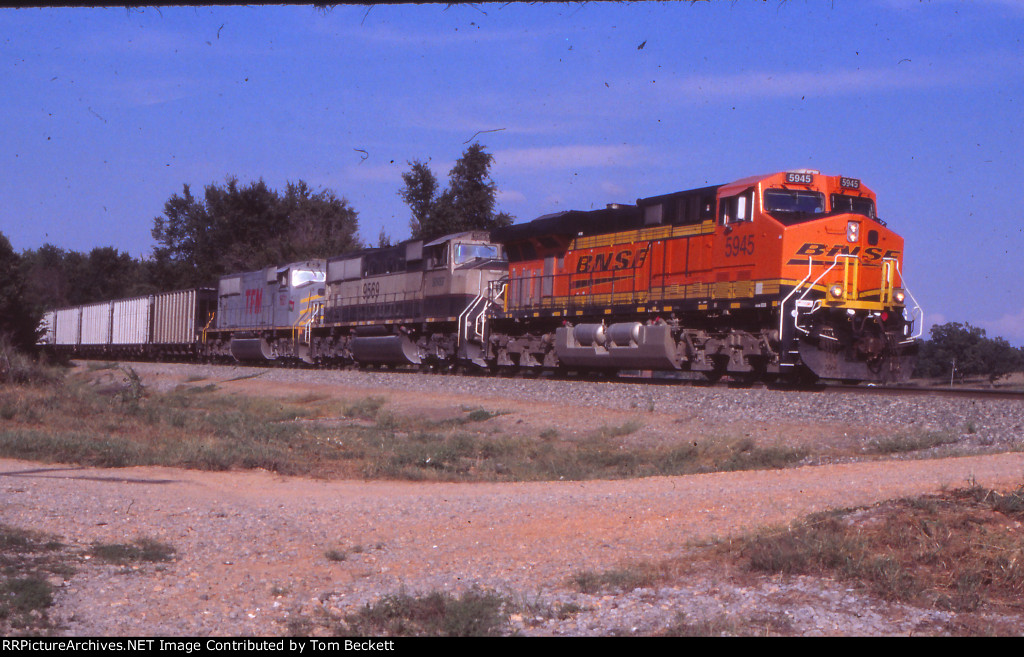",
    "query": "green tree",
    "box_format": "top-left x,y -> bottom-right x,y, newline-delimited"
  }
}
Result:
399,160 -> 439,239
21,244 -> 151,309
914,322 -> 1022,383
0,232 -> 40,350
77,247 -> 153,303
19,243 -> 74,310
400,144 -> 514,242
151,176 -> 362,288
150,182 -> 214,289
278,180 -> 362,262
